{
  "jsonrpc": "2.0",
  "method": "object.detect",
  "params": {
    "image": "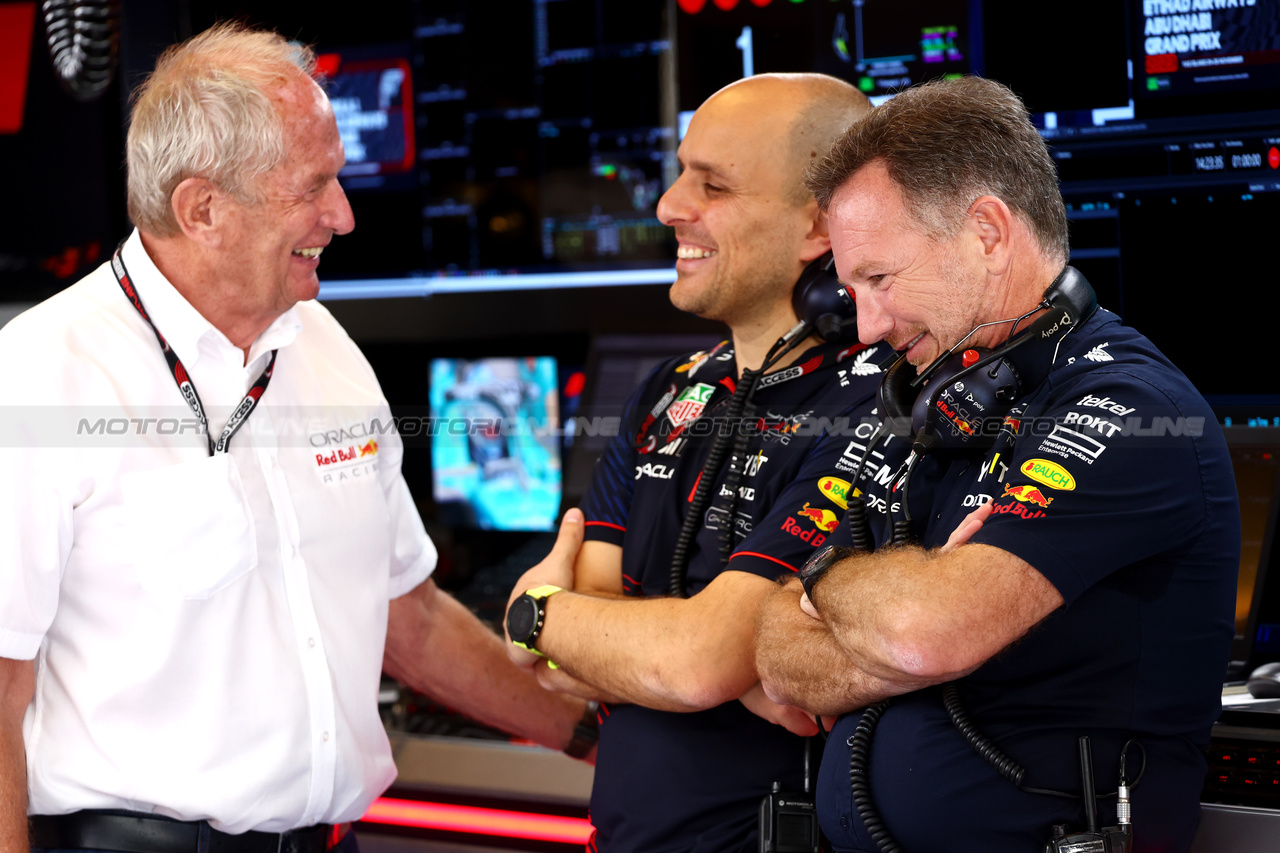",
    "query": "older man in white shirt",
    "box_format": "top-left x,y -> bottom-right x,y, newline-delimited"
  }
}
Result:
0,22 -> 592,853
